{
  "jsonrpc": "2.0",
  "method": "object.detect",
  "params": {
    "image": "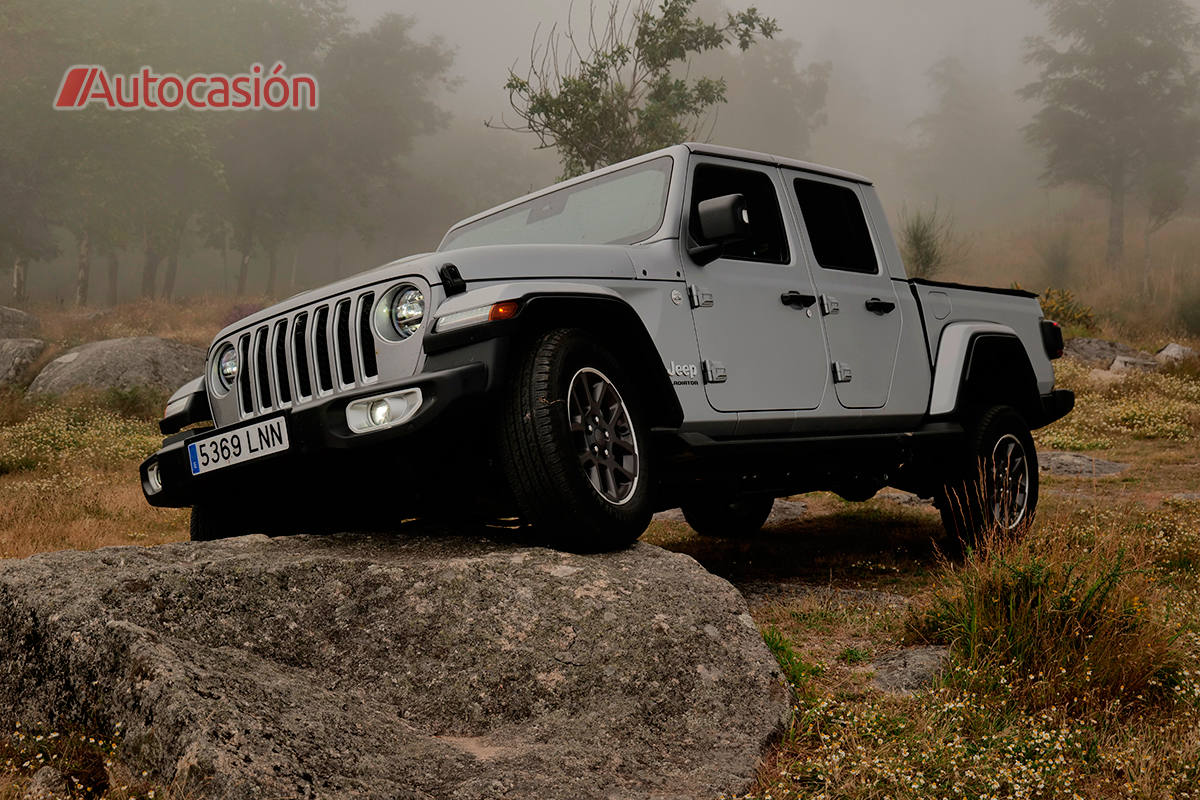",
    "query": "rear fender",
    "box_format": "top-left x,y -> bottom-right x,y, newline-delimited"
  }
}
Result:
930,323 -> 1043,424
